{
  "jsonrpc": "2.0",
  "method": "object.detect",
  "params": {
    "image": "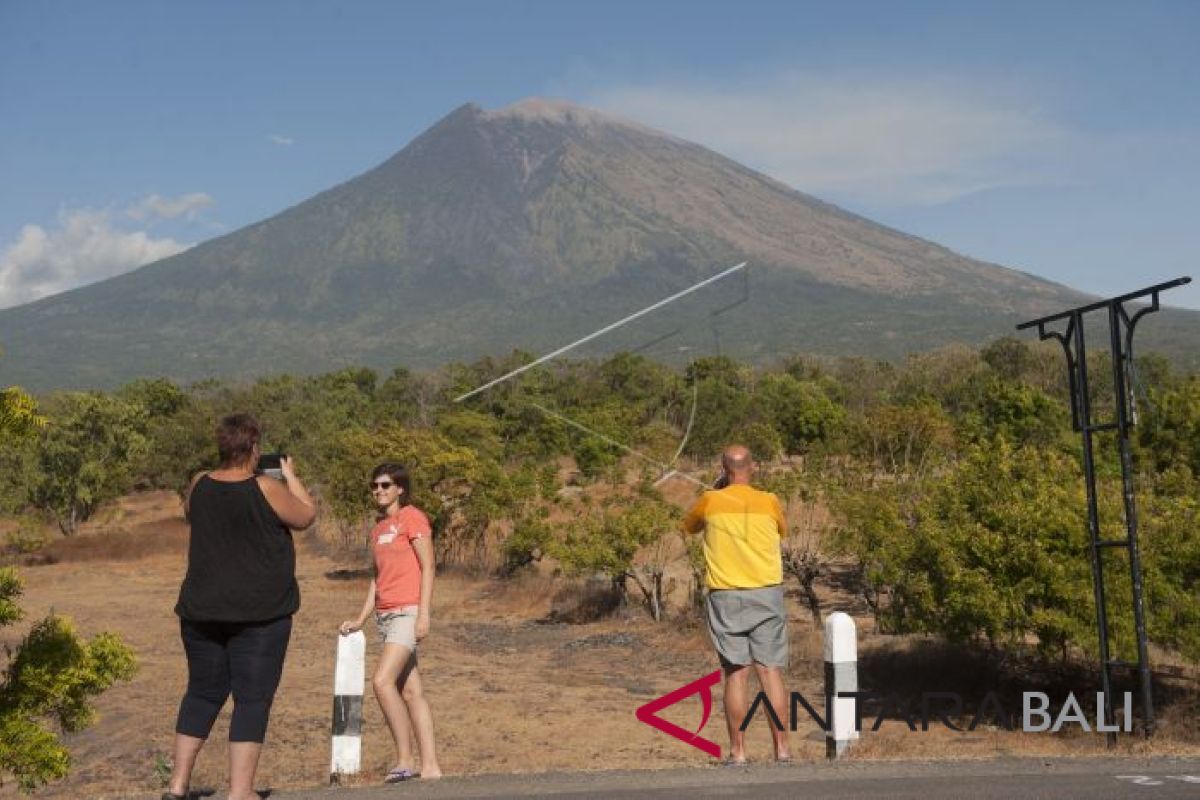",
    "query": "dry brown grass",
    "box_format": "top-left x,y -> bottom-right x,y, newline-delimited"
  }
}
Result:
4,493 -> 190,566
482,570 -> 560,619
36,520 -> 188,564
